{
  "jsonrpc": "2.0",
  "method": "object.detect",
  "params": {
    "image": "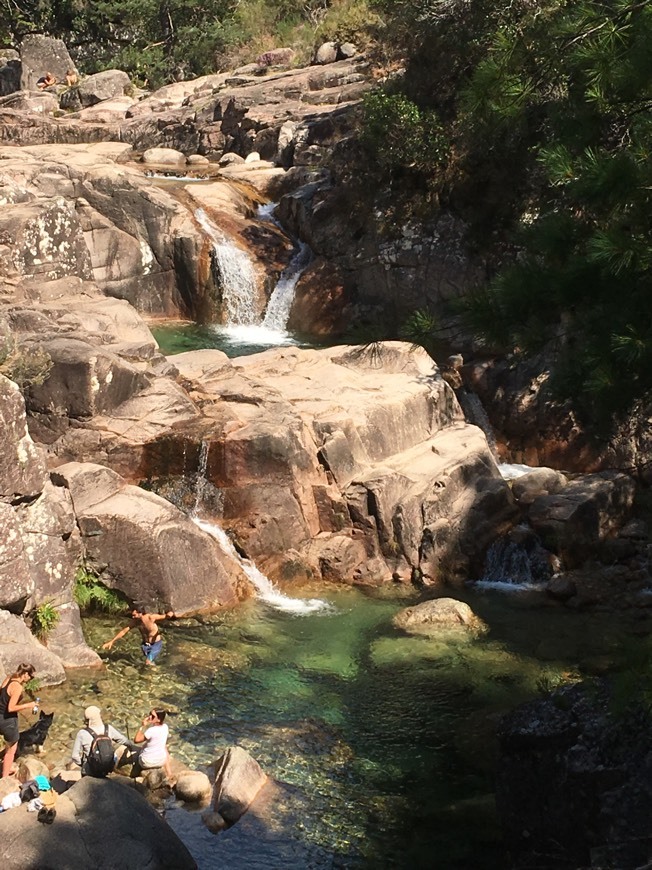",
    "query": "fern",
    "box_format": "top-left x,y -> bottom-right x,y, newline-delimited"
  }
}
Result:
74,566 -> 127,614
